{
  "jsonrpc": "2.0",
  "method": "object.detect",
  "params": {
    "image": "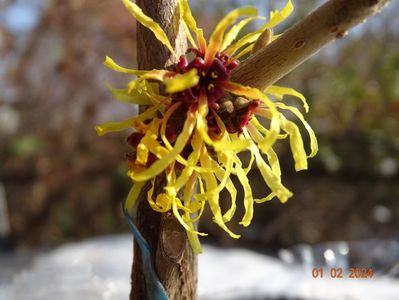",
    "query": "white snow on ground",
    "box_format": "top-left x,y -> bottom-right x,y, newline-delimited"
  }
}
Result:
0,235 -> 398,300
